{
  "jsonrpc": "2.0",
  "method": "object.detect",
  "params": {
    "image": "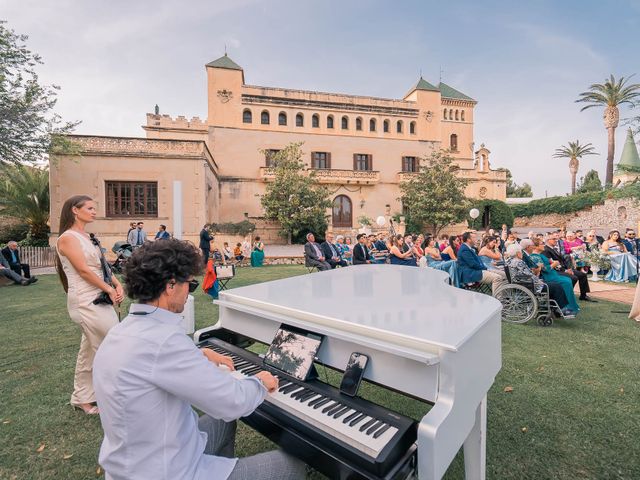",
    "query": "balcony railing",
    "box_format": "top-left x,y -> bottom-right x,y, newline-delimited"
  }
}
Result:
260,167 -> 380,184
